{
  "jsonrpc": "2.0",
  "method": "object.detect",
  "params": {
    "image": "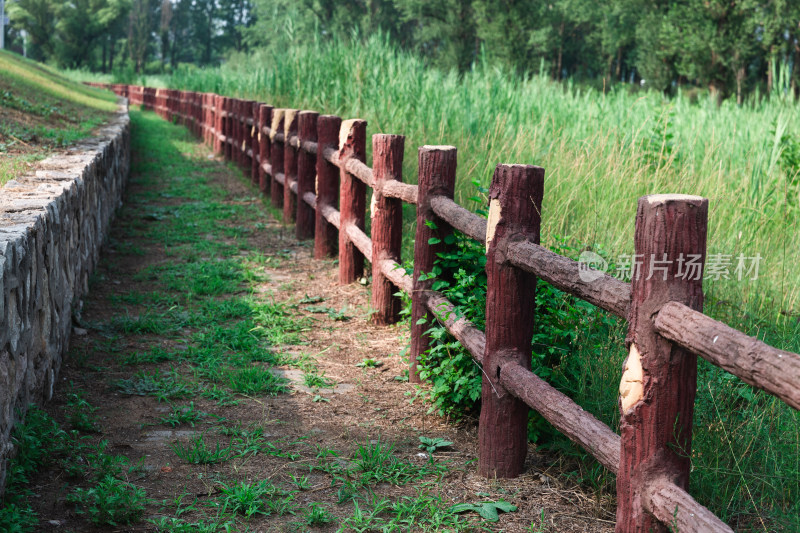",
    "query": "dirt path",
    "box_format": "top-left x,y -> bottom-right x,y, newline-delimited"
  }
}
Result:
22,111 -> 614,532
